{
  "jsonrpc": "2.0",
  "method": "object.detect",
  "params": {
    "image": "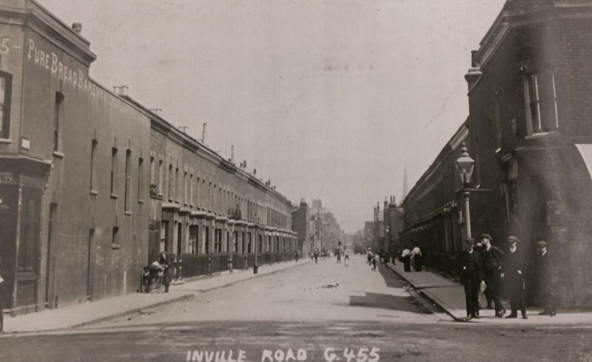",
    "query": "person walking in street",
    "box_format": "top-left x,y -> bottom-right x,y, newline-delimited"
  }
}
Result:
501,236 -> 527,319
536,241 -> 557,317
314,249 -> 319,264
367,250 -> 373,266
412,245 -> 423,272
456,238 -> 485,321
295,249 -> 300,262
344,252 -> 349,267
402,247 -> 411,272
480,234 -> 505,317
159,252 -> 171,293
372,253 -> 379,271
